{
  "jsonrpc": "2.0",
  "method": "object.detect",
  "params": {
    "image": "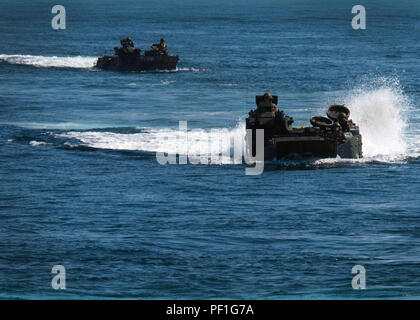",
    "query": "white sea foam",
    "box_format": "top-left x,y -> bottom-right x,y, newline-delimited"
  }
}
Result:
315,78 -> 417,164
29,140 -> 51,146
58,122 -> 246,164
343,77 -> 417,161
160,80 -> 176,85
177,67 -> 201,72
0,54 -> 97,69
